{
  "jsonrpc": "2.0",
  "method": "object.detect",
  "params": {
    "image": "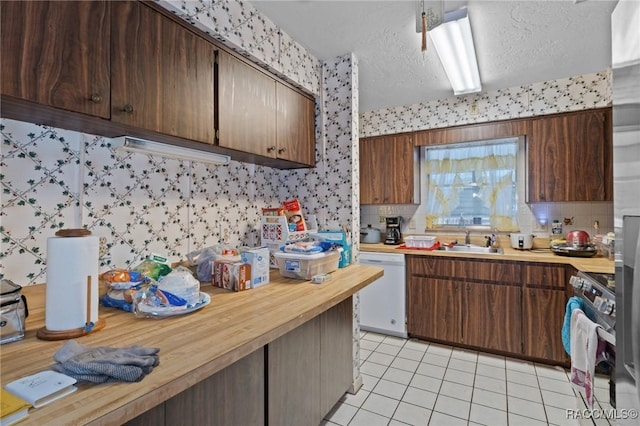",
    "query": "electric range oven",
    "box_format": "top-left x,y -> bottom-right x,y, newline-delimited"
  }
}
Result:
569,271 -> 616,406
